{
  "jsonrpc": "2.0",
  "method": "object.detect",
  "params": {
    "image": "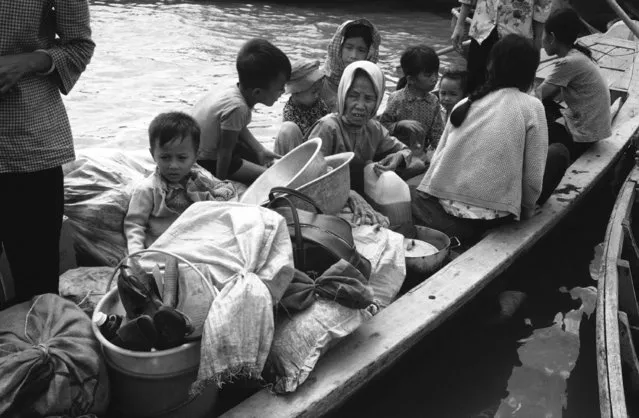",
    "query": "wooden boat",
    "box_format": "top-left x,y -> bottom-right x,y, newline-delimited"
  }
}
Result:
221,32 -> 639,418
596,163 -> 639,418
